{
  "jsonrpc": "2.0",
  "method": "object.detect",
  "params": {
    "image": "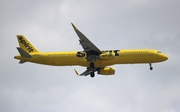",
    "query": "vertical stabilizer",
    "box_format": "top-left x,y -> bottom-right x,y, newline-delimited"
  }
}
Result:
17,35 -> 39,53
